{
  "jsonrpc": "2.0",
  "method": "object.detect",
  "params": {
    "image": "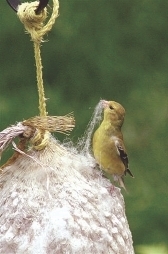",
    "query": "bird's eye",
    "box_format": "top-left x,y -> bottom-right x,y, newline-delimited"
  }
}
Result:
109,105 -> 114,110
